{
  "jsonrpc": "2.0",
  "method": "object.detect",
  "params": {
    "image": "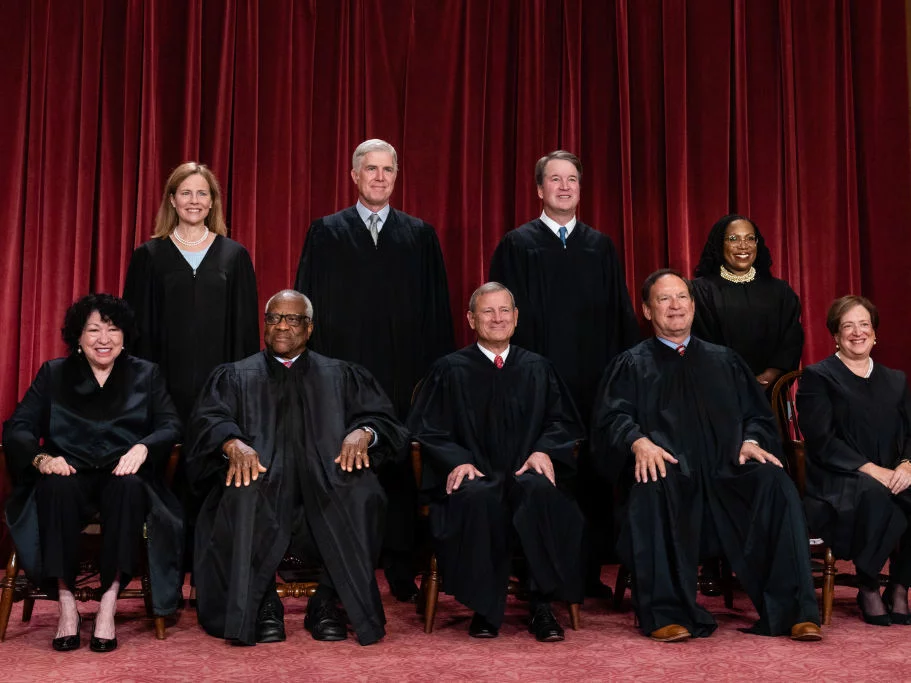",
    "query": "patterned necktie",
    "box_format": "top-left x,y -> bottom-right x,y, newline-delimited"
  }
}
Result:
558,225 -> 567,248
494,355 -> 504,369
367,213 -> 380,246
675,344 -> 686,357
282,360 -> 293,368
